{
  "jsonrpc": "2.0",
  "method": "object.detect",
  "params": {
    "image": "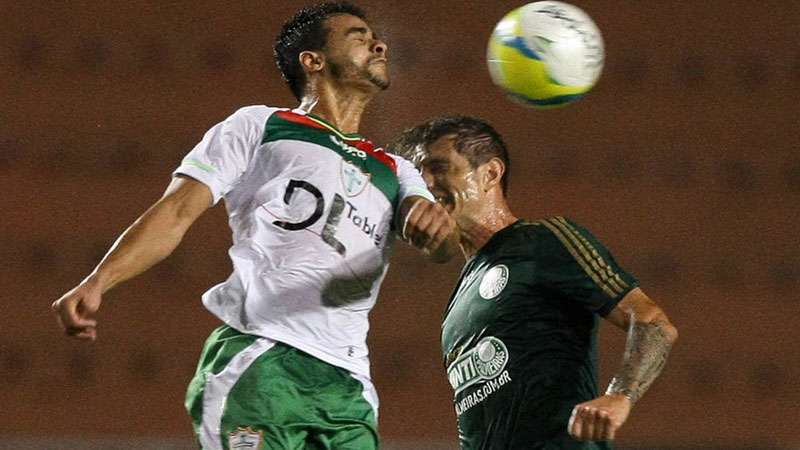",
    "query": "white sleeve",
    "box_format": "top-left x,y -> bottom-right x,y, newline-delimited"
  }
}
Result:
173,105 -> 272,205
391,153 -> 435,208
